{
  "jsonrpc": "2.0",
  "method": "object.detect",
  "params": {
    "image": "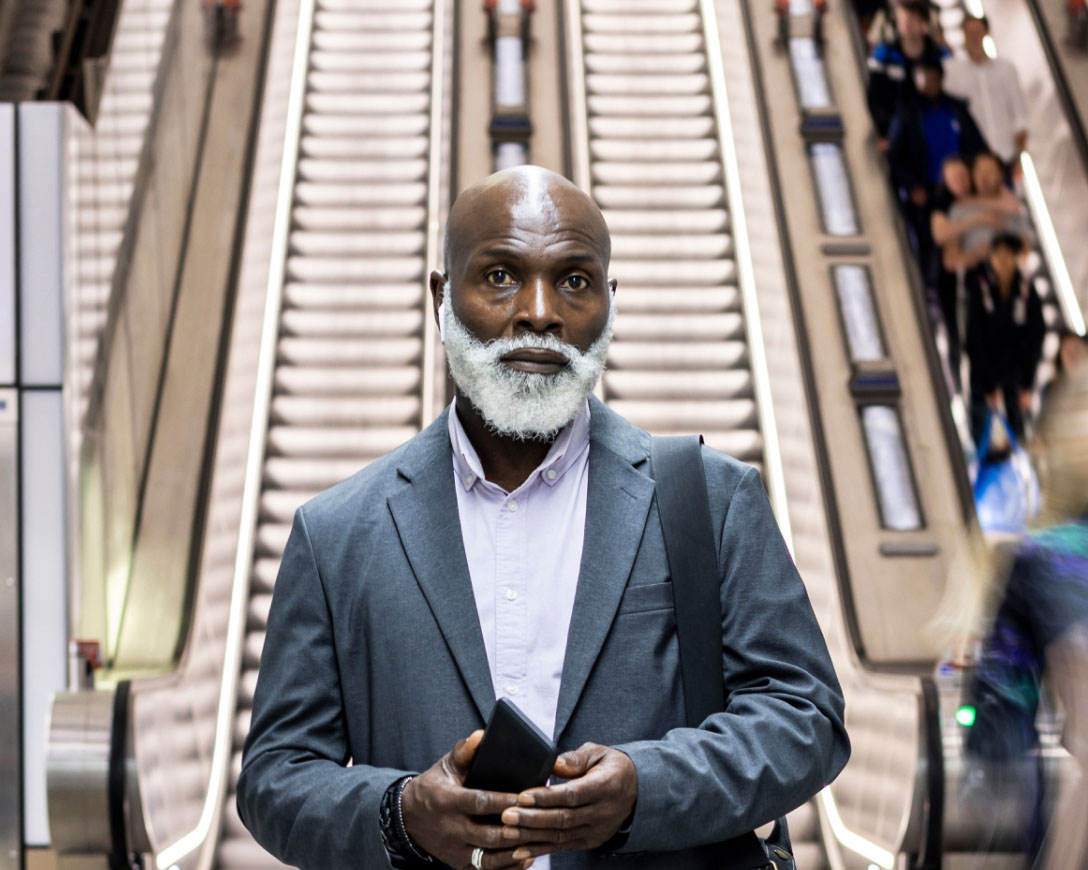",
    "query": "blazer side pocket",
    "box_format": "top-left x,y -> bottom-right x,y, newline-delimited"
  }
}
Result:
617,581 -> 674,615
